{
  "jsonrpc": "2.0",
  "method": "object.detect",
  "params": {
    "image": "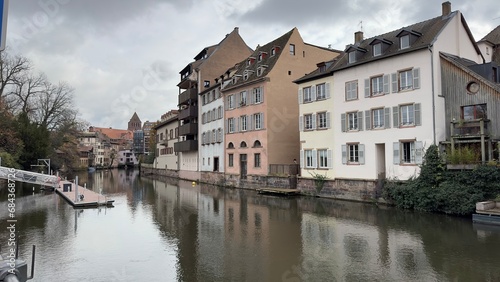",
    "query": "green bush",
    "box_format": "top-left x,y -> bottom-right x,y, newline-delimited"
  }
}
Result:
383,144 -> 500,215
